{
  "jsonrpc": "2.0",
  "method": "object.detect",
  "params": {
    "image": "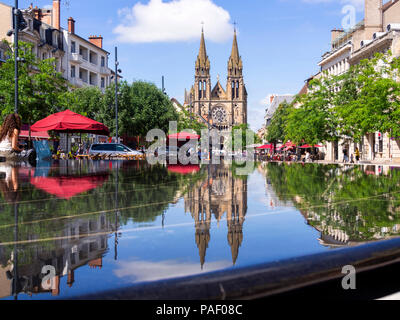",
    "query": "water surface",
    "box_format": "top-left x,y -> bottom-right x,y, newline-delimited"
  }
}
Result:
0,160 -> 399,299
